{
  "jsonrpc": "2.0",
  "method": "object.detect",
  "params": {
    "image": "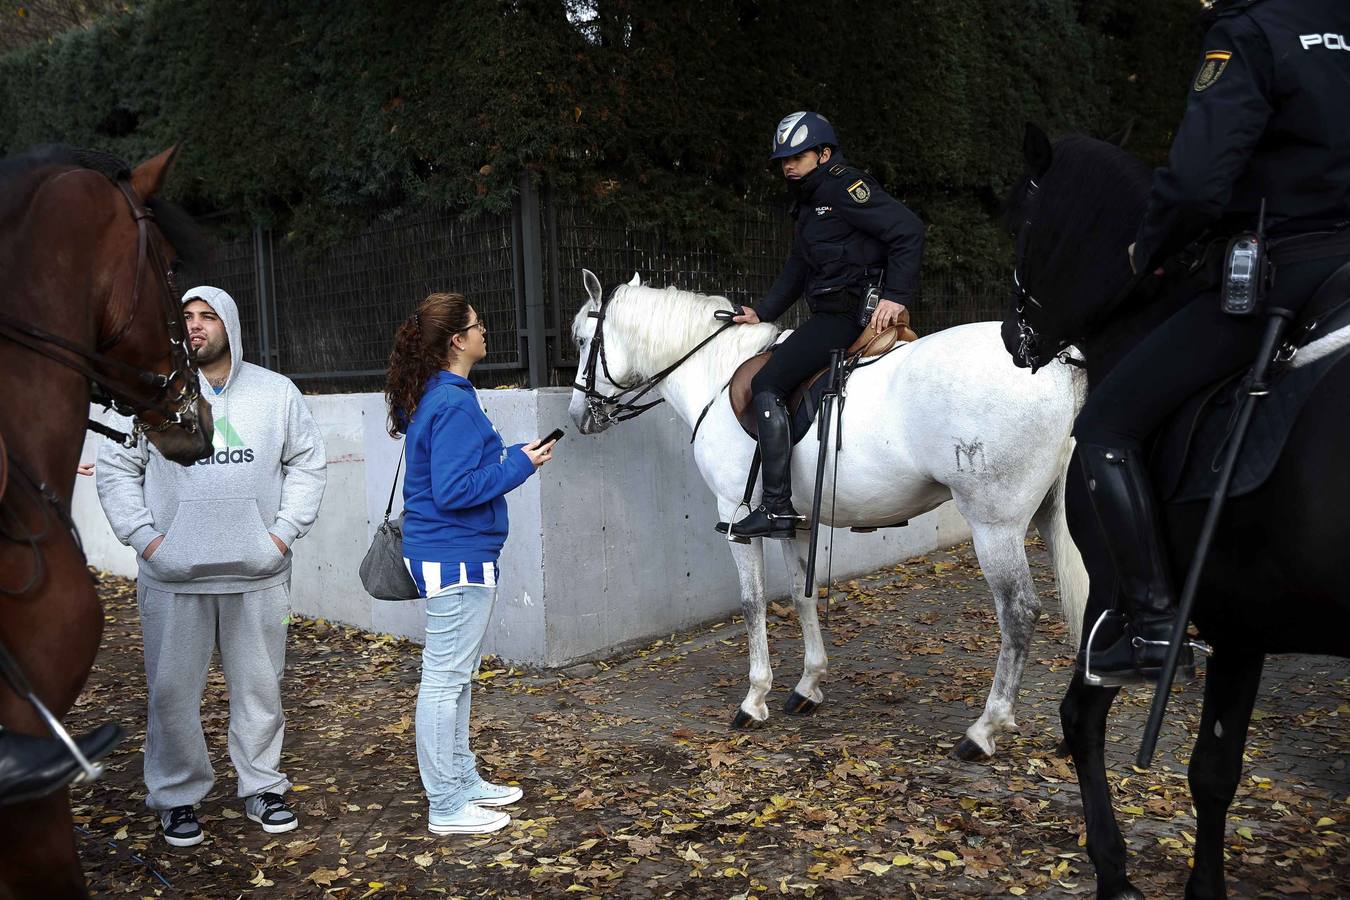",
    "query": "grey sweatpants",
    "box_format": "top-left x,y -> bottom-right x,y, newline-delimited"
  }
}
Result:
137,582 -> 292,811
